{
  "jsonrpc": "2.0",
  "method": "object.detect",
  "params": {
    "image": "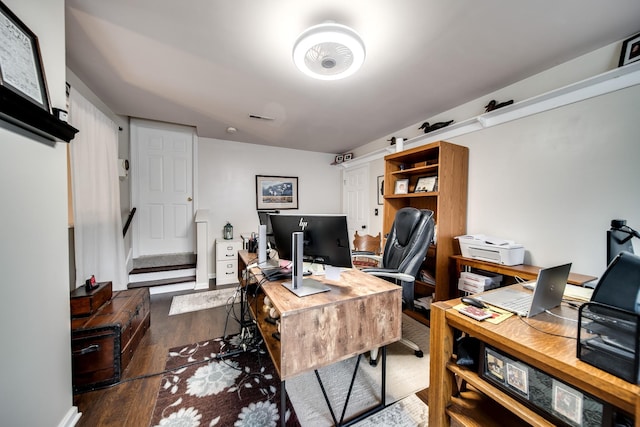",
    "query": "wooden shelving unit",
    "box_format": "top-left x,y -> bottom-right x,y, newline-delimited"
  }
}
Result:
383,140 -> 468,325
429,296 -> 639,426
